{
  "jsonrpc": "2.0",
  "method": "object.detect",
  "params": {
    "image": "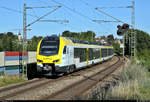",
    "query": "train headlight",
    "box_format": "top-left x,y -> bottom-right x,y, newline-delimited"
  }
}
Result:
53,59 -> 59,63
37,59 -> 43,63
